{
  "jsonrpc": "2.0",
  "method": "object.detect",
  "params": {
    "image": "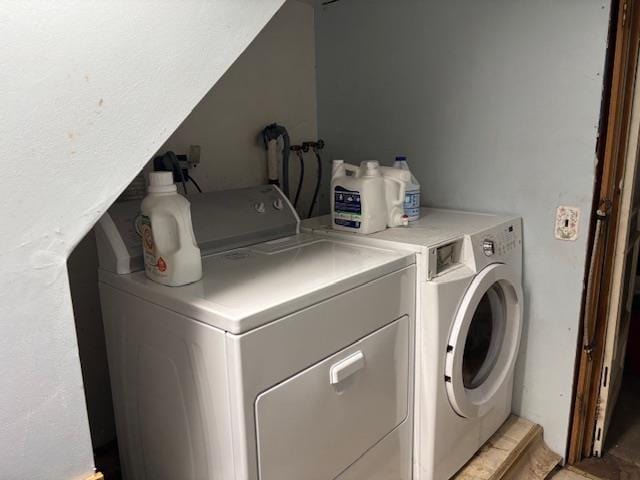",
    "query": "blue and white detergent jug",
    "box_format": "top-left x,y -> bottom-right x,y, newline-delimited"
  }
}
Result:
331,160 -> 409,234
393,156 -> 421,221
